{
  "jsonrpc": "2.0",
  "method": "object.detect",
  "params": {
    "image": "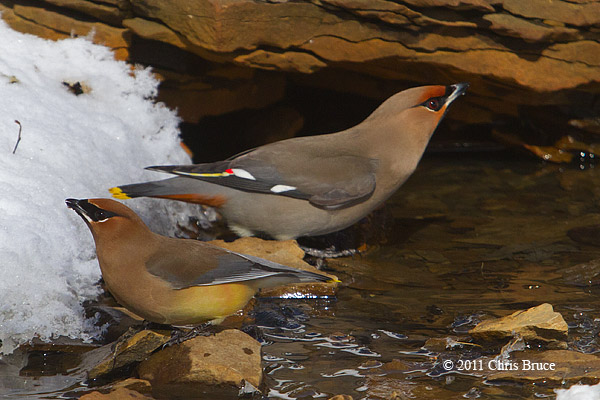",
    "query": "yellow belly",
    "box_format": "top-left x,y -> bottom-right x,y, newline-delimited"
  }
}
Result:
105,273 -> 257,325
159,283 -> 257,325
